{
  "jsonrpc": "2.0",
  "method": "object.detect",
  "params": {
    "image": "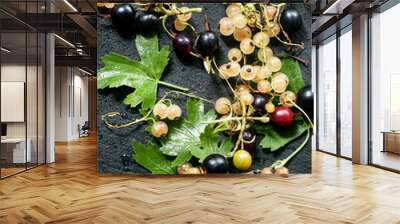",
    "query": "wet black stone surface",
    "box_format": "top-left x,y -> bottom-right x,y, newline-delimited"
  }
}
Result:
97,3 -> 312,174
